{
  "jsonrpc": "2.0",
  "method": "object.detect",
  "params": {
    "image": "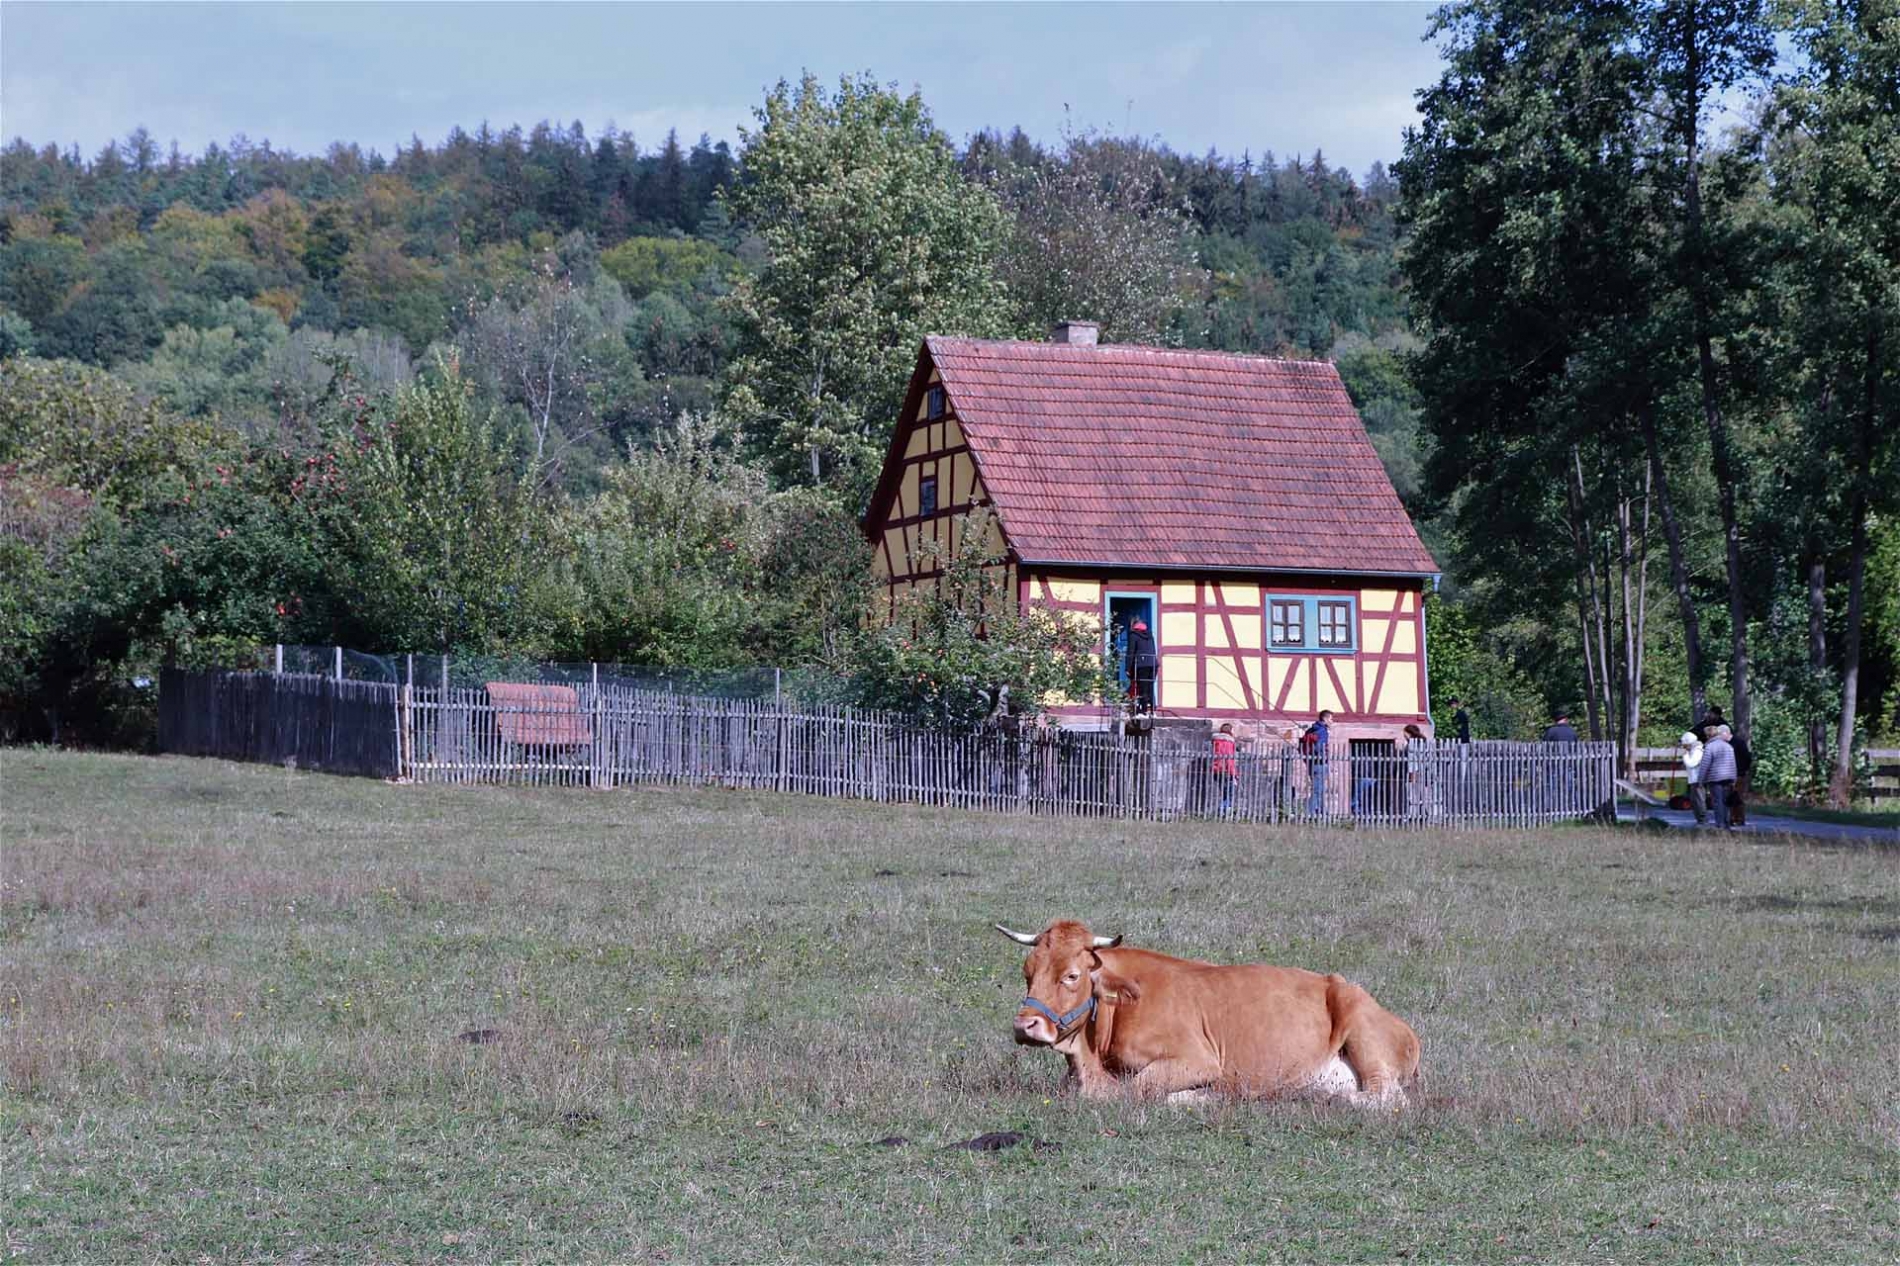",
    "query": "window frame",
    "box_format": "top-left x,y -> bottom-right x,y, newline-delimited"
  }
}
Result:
1316,599 -> 1353,649
917,474 -> 937,517
1263,593 -> 1358,654
1267,598 -> 1306,650
926,384 -> 947,420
